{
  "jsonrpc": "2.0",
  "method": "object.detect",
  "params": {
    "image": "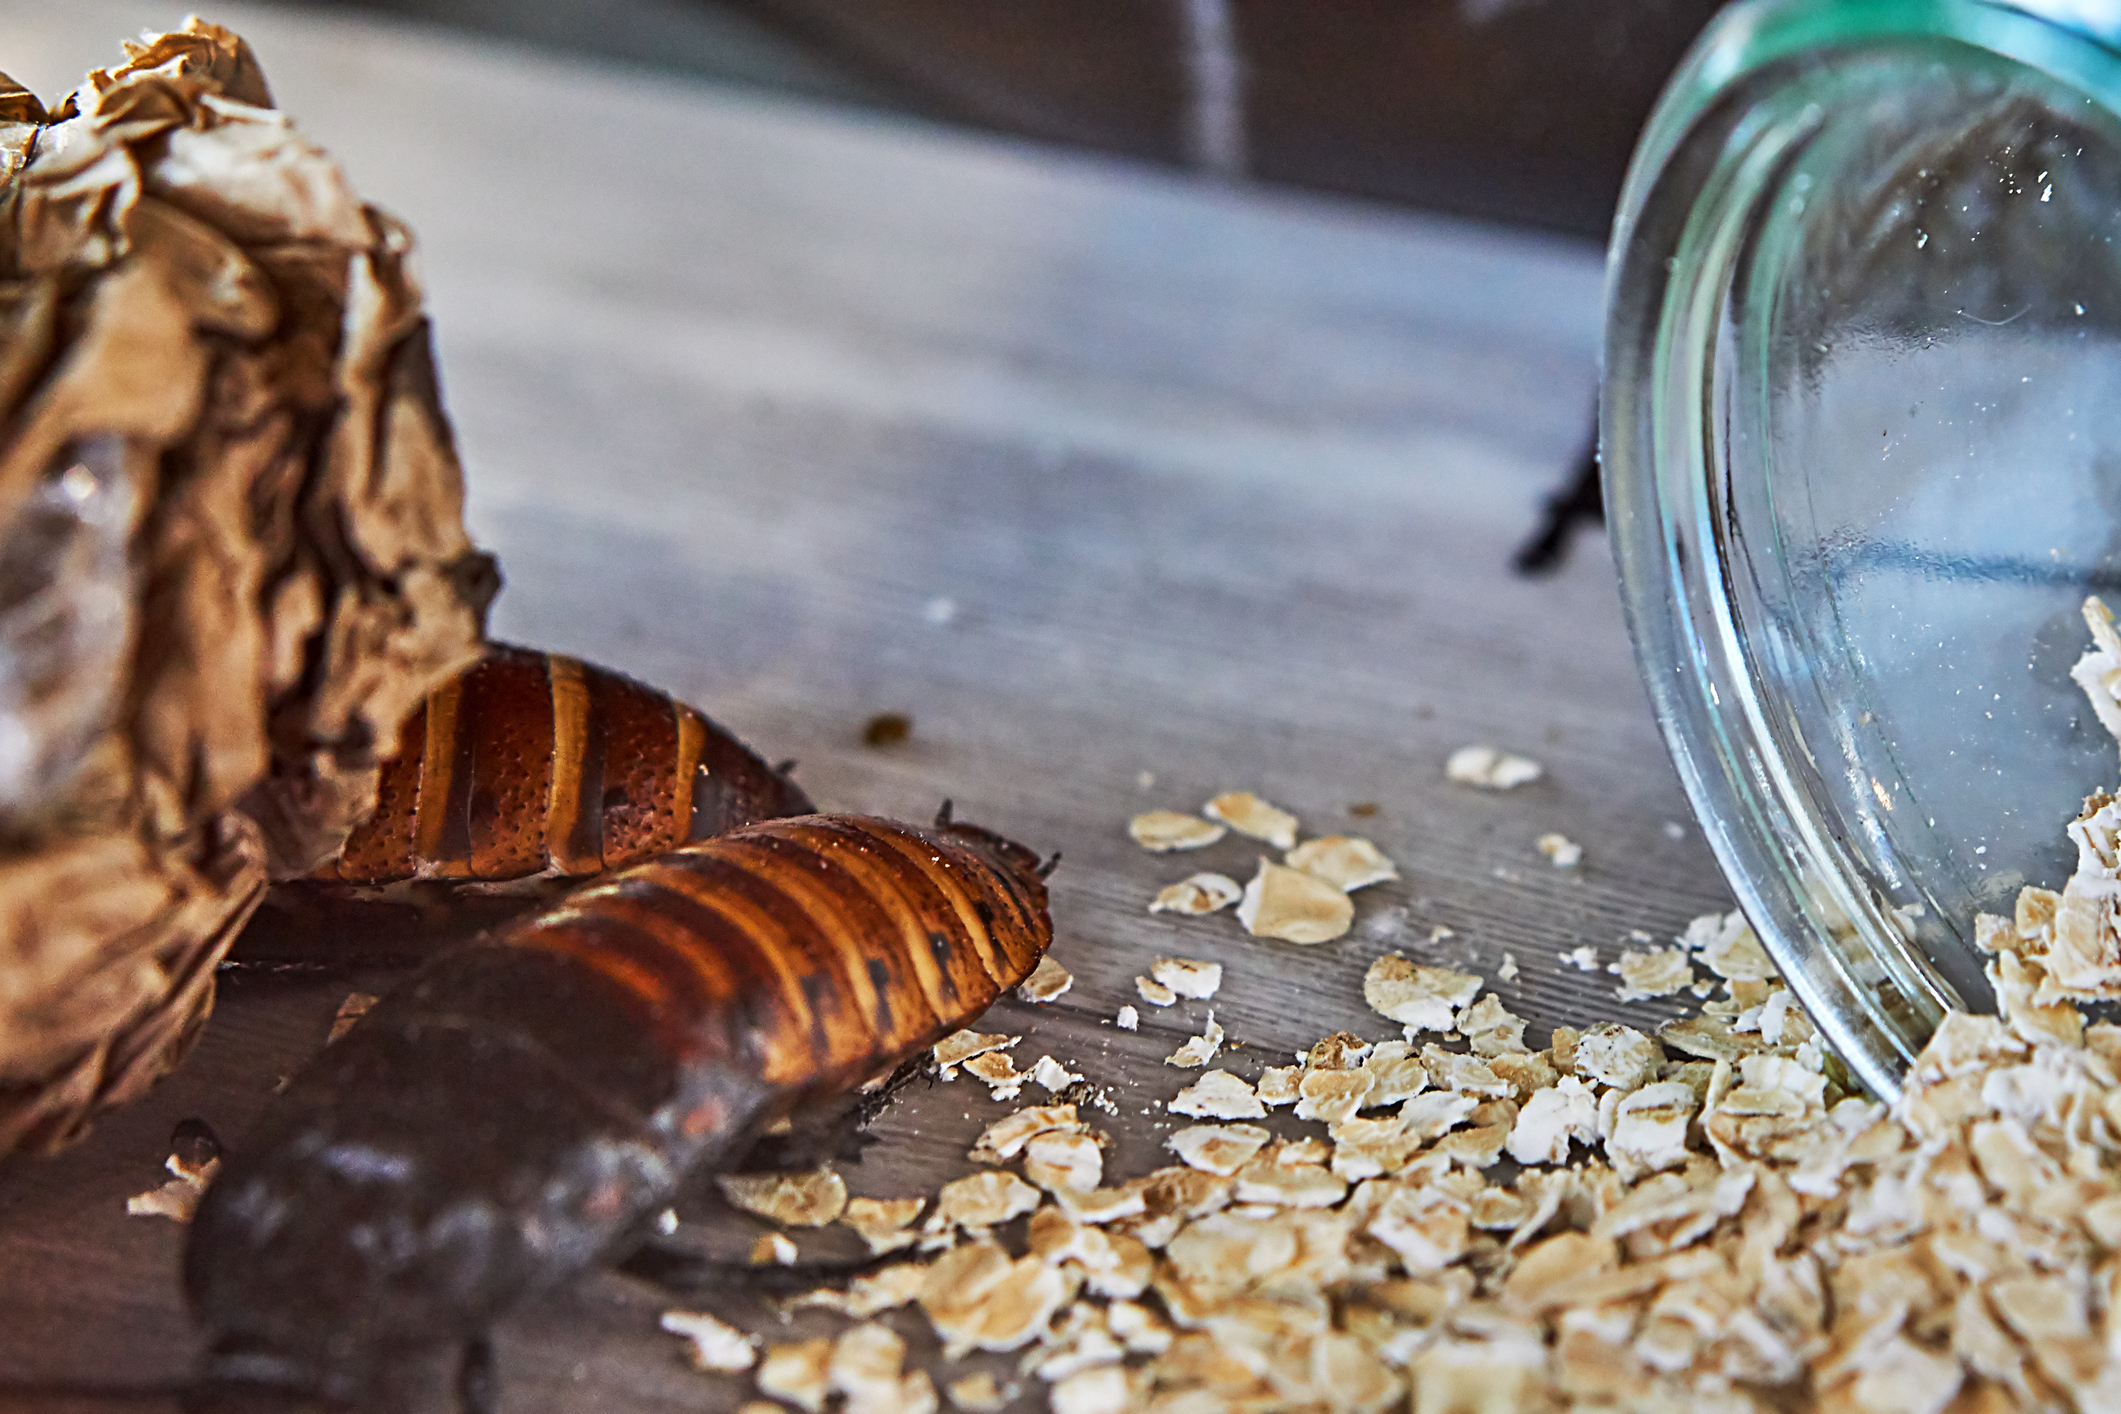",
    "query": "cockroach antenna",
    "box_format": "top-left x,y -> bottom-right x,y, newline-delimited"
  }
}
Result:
934,799 -> 955,828
1036,850 -> 1062,879
775,759 -> 799,776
